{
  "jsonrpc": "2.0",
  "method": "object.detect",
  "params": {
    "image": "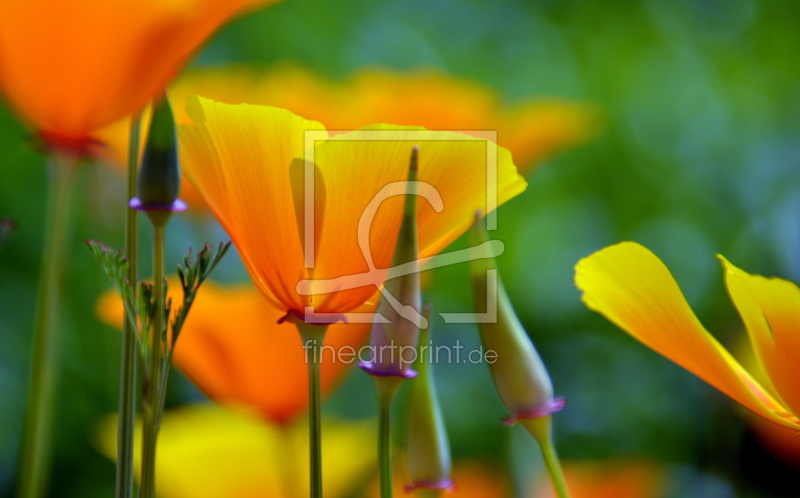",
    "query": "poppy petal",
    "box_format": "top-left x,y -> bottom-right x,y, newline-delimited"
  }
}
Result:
721,256 -> 800,417
181,95 -> 328,310
0,0 -> 275,139
575,242 -> 797,428
303,125 -> 526,313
